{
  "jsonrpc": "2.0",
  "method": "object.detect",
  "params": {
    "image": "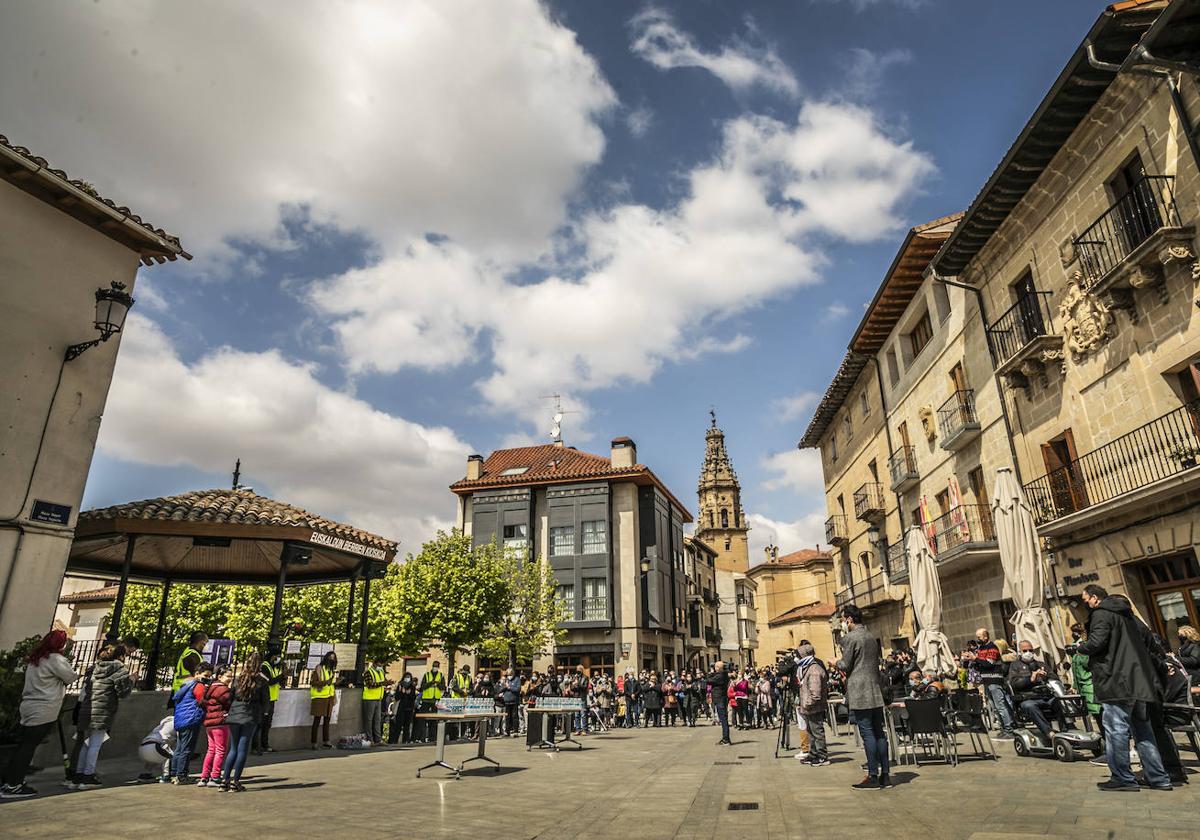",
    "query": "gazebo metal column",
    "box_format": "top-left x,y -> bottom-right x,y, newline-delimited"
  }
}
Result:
268,543 -> 290,643
344,567 -> 360,644
355,566 -> 373,677
142,577 -> 172,691
105,534 -> 137,641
